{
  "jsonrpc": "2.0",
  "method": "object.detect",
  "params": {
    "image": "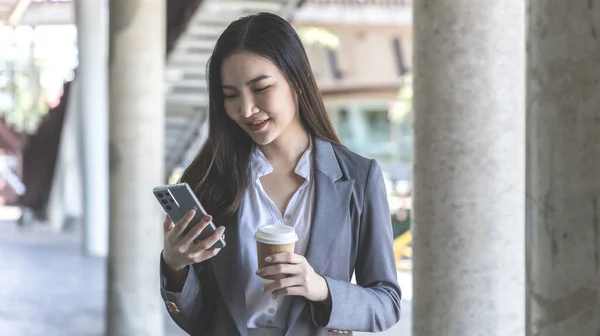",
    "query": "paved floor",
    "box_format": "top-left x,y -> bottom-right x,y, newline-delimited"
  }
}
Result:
0,212 -> 411,336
